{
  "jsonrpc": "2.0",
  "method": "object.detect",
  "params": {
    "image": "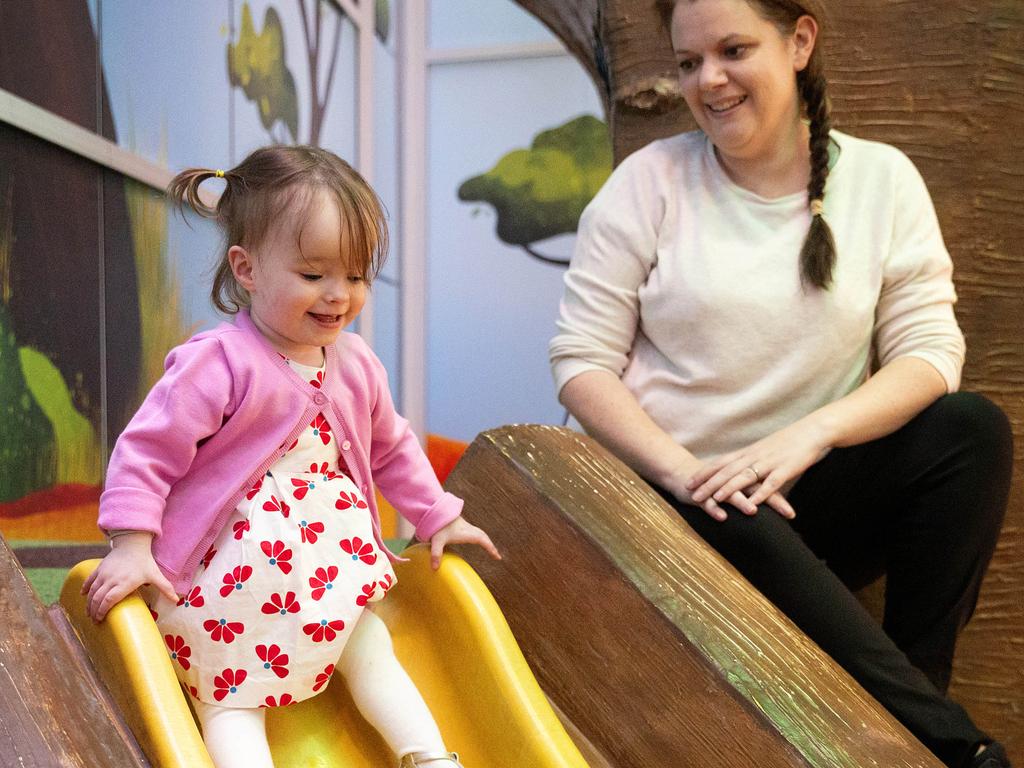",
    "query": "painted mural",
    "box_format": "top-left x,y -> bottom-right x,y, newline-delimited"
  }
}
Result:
426,43 -> 608,441
458,114 -> 611,266
0,0 -> 374,600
